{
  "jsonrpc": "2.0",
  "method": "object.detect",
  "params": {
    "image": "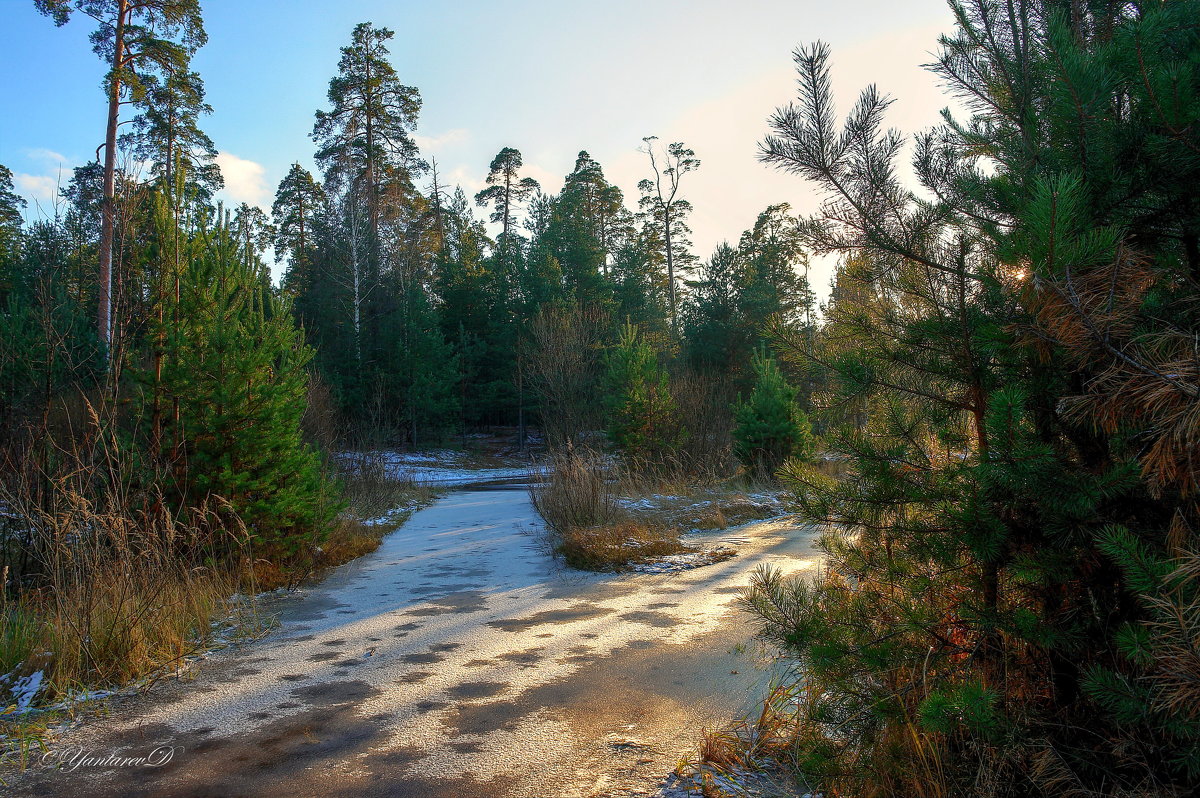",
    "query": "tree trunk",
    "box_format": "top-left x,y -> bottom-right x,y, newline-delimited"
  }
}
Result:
664,203 -> 677,336
98,0 -> 129,359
